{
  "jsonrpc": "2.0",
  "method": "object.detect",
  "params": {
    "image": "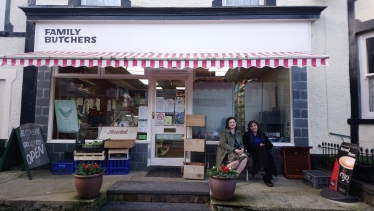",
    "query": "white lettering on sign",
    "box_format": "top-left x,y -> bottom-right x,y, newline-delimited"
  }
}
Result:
44,28 -> 97,44
20,129 -> 40,137
106,130 -> 129,135
340,147 -> 350,152
26,144 -> 45,165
